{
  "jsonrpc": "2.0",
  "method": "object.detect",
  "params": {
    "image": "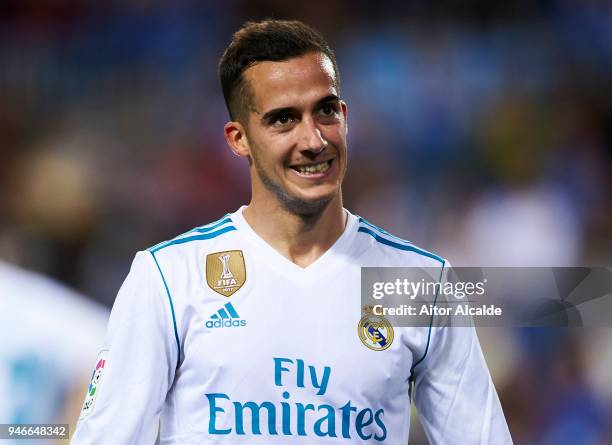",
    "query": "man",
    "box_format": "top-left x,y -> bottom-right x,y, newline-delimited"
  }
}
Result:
0,260 -> 108,444
71,20 -> 512,444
